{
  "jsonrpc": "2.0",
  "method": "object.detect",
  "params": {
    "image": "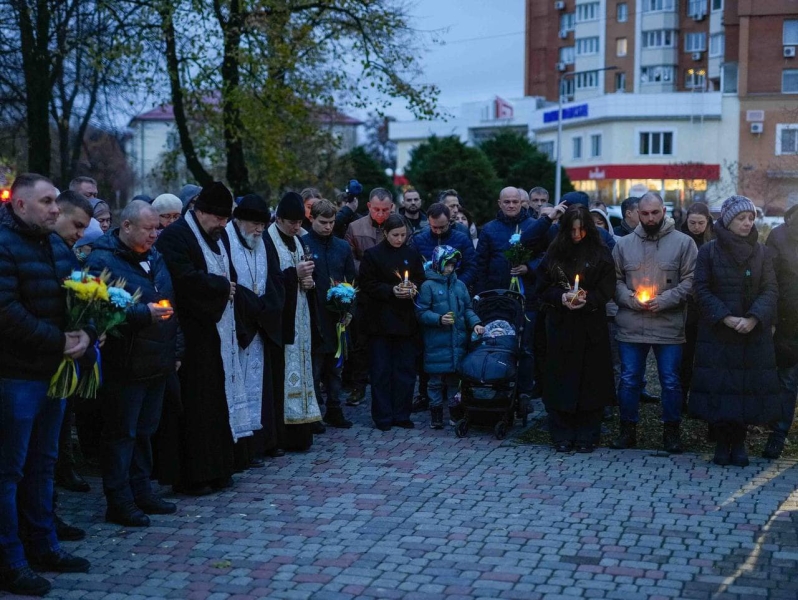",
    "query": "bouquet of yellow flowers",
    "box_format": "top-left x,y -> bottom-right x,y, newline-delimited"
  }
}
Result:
48,270 -> 141,399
